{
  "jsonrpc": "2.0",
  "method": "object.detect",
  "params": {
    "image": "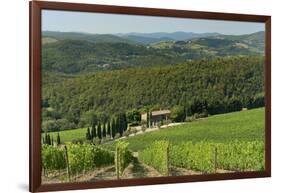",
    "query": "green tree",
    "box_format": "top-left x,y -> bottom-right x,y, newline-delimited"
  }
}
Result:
120,113 -> 128,132
146,109 -> 150,128
45,133 -> 51,145
91,124 -> 96,139
149,111 -> 152,128
57,132 -> 61,145
102,123 -> 106,138
107,122 -> 111,136
97,122 -> 102,140
111,118 -> 116,139
170,105 -> 185,122
116,115 -> 121,136
86,127 -> 91,140
227,97 -> 243,112
126,109 -> 141,125
51,136 -> 54,146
